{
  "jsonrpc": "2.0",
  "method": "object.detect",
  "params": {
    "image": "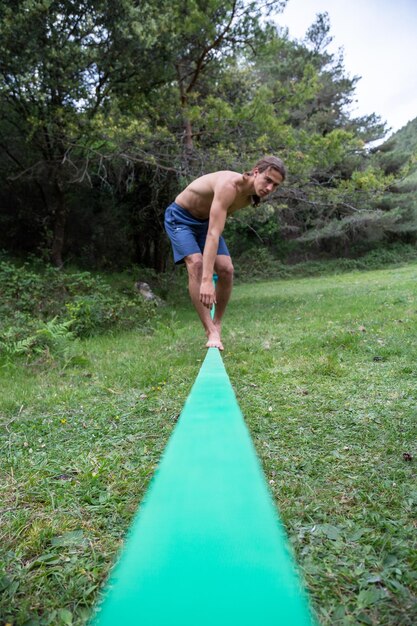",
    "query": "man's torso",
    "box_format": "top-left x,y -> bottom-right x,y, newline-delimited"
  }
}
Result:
175,171 -> 251,219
